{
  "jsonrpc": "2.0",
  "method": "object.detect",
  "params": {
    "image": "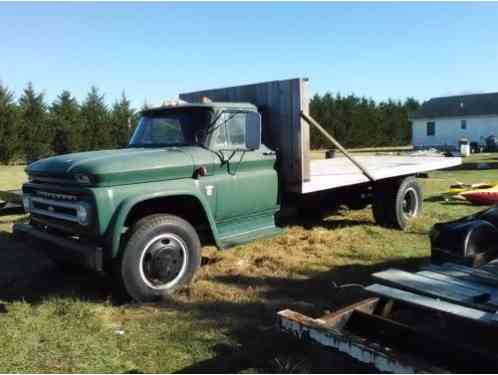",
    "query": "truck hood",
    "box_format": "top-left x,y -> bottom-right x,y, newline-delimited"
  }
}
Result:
27,148 -> 198,186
